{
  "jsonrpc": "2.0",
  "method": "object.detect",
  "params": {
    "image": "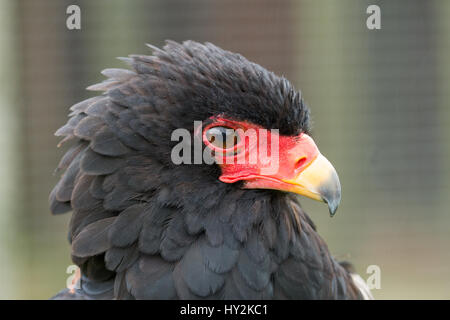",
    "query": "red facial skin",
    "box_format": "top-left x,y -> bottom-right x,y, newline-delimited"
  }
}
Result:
201,117 -> 319,189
